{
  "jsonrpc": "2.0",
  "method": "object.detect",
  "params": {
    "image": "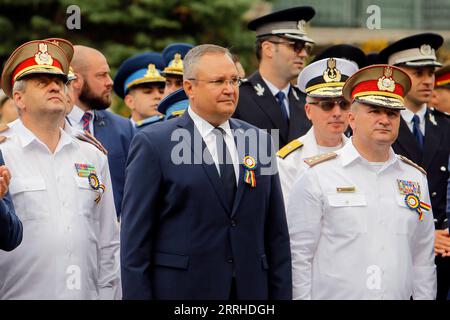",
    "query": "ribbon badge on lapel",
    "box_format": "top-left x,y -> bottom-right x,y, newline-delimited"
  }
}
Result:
404,193 -> 431,221
242,156 -> 257,188
75,163 -> 106,204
